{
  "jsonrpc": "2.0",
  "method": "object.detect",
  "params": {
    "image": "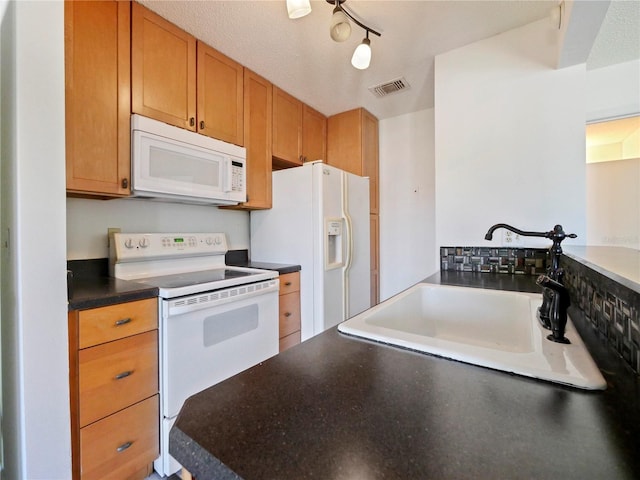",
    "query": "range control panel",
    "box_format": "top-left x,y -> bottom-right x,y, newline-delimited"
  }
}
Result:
111,232 -> 228,262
